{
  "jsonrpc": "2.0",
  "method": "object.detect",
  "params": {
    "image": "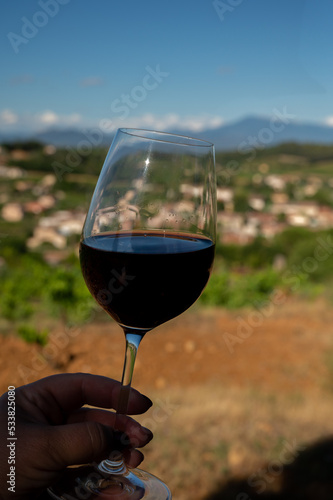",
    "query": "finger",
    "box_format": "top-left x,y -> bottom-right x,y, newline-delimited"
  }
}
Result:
18,373 -> 152,424
67,409 -> 153,448
123,449 -> 144,468
46,421 -> 122,467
